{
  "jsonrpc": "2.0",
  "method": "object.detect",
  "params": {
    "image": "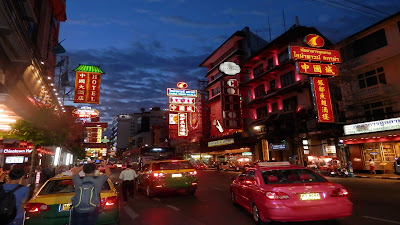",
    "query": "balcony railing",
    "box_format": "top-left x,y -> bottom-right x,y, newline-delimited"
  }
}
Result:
353,83 -> 389,100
